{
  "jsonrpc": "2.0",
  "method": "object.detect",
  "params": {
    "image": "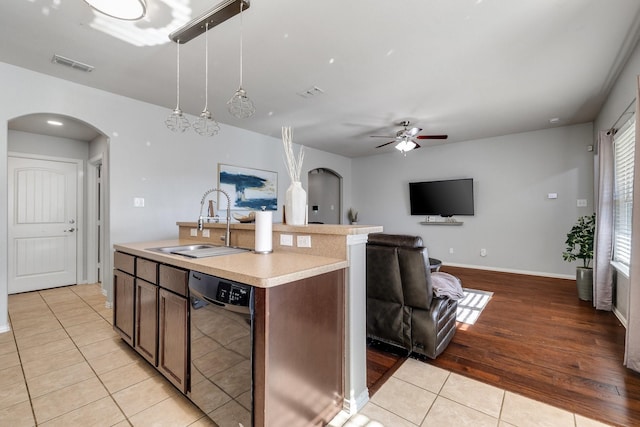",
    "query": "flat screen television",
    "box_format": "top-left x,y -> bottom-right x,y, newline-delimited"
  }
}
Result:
409,178 -> 474,217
